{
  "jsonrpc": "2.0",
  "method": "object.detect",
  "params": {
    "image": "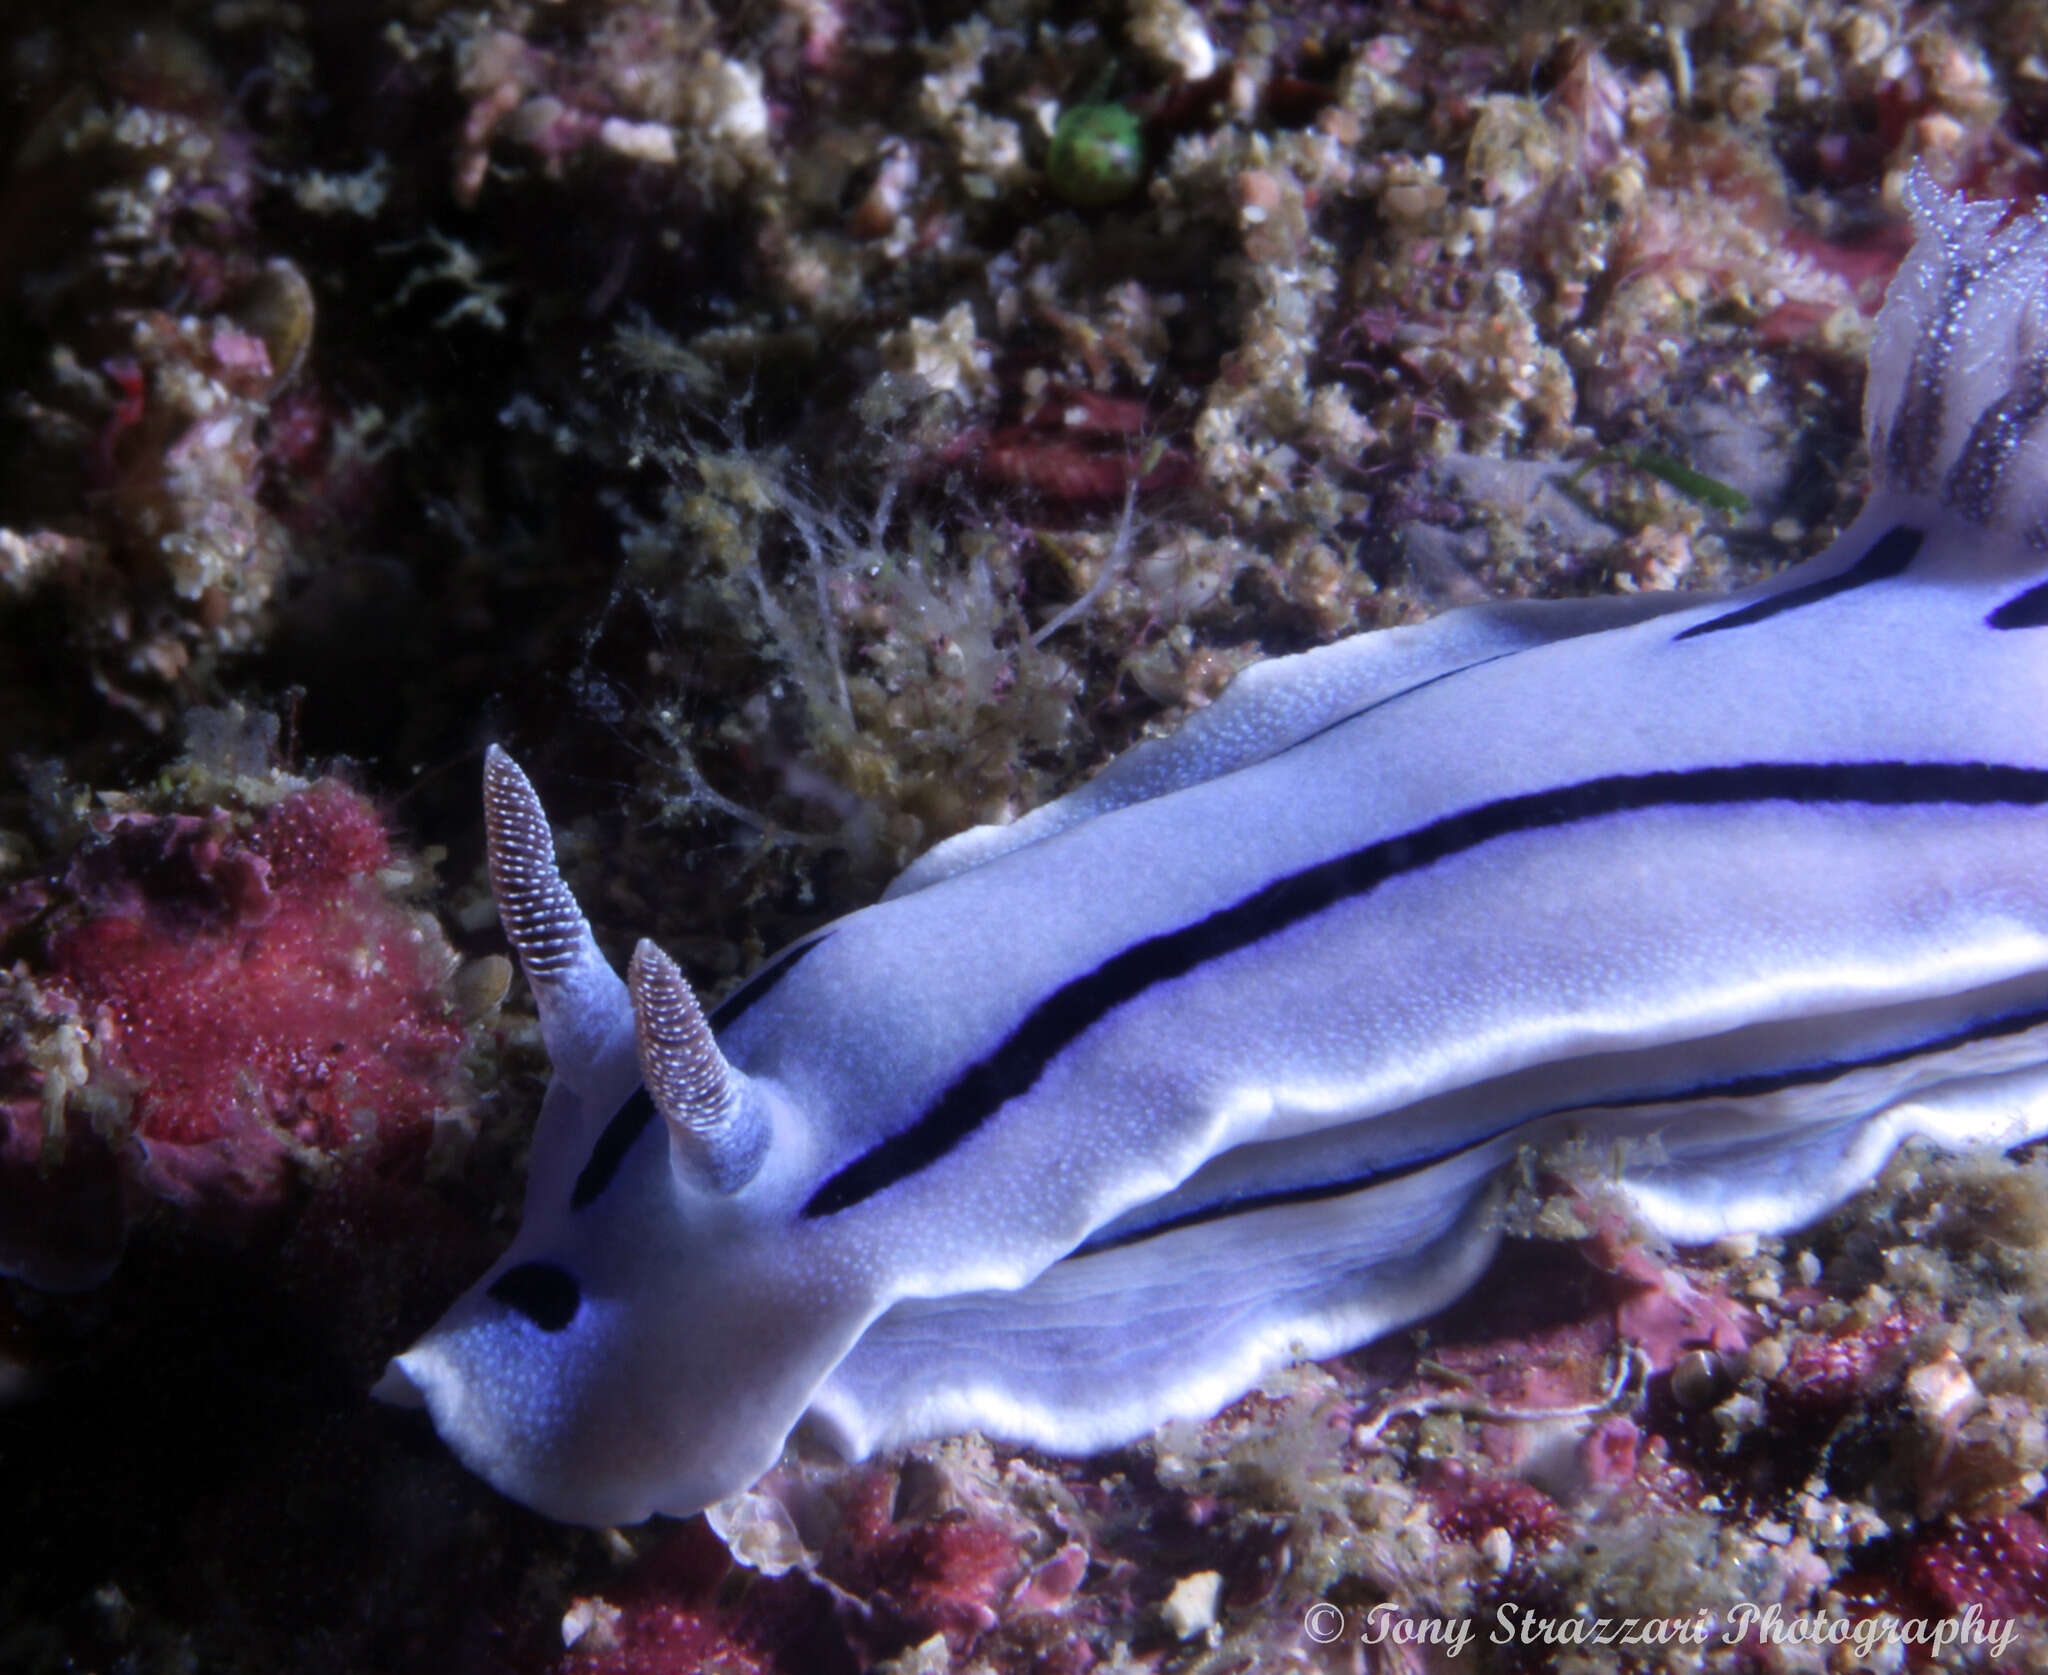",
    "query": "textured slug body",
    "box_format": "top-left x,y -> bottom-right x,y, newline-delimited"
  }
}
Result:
382,178 -> 2048,1527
